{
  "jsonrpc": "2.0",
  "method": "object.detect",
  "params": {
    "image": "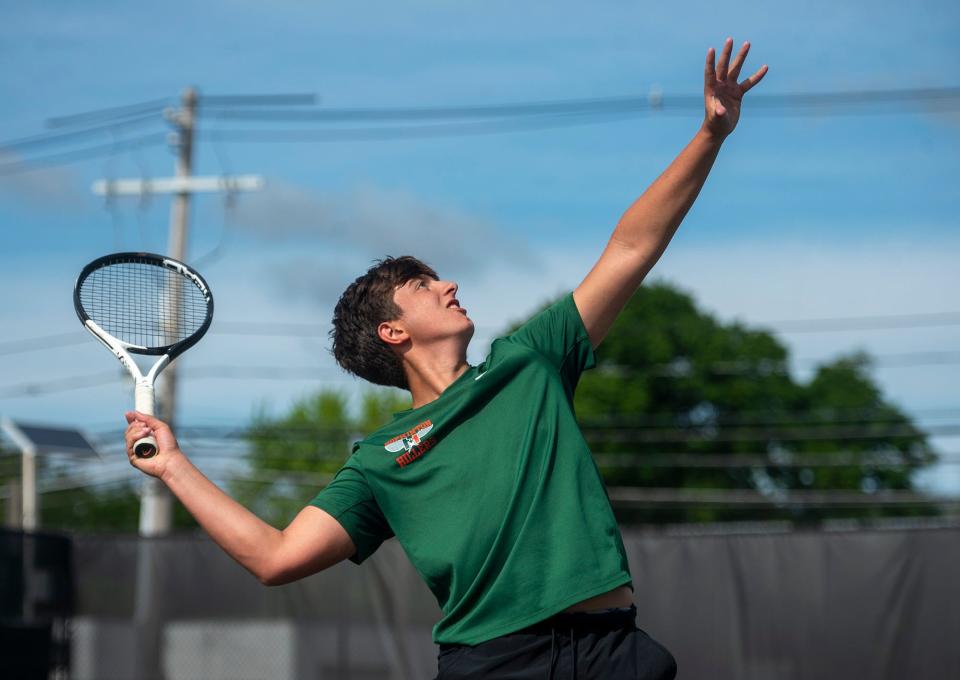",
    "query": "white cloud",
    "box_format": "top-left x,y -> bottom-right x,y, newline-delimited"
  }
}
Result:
231,181 -> 537,279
